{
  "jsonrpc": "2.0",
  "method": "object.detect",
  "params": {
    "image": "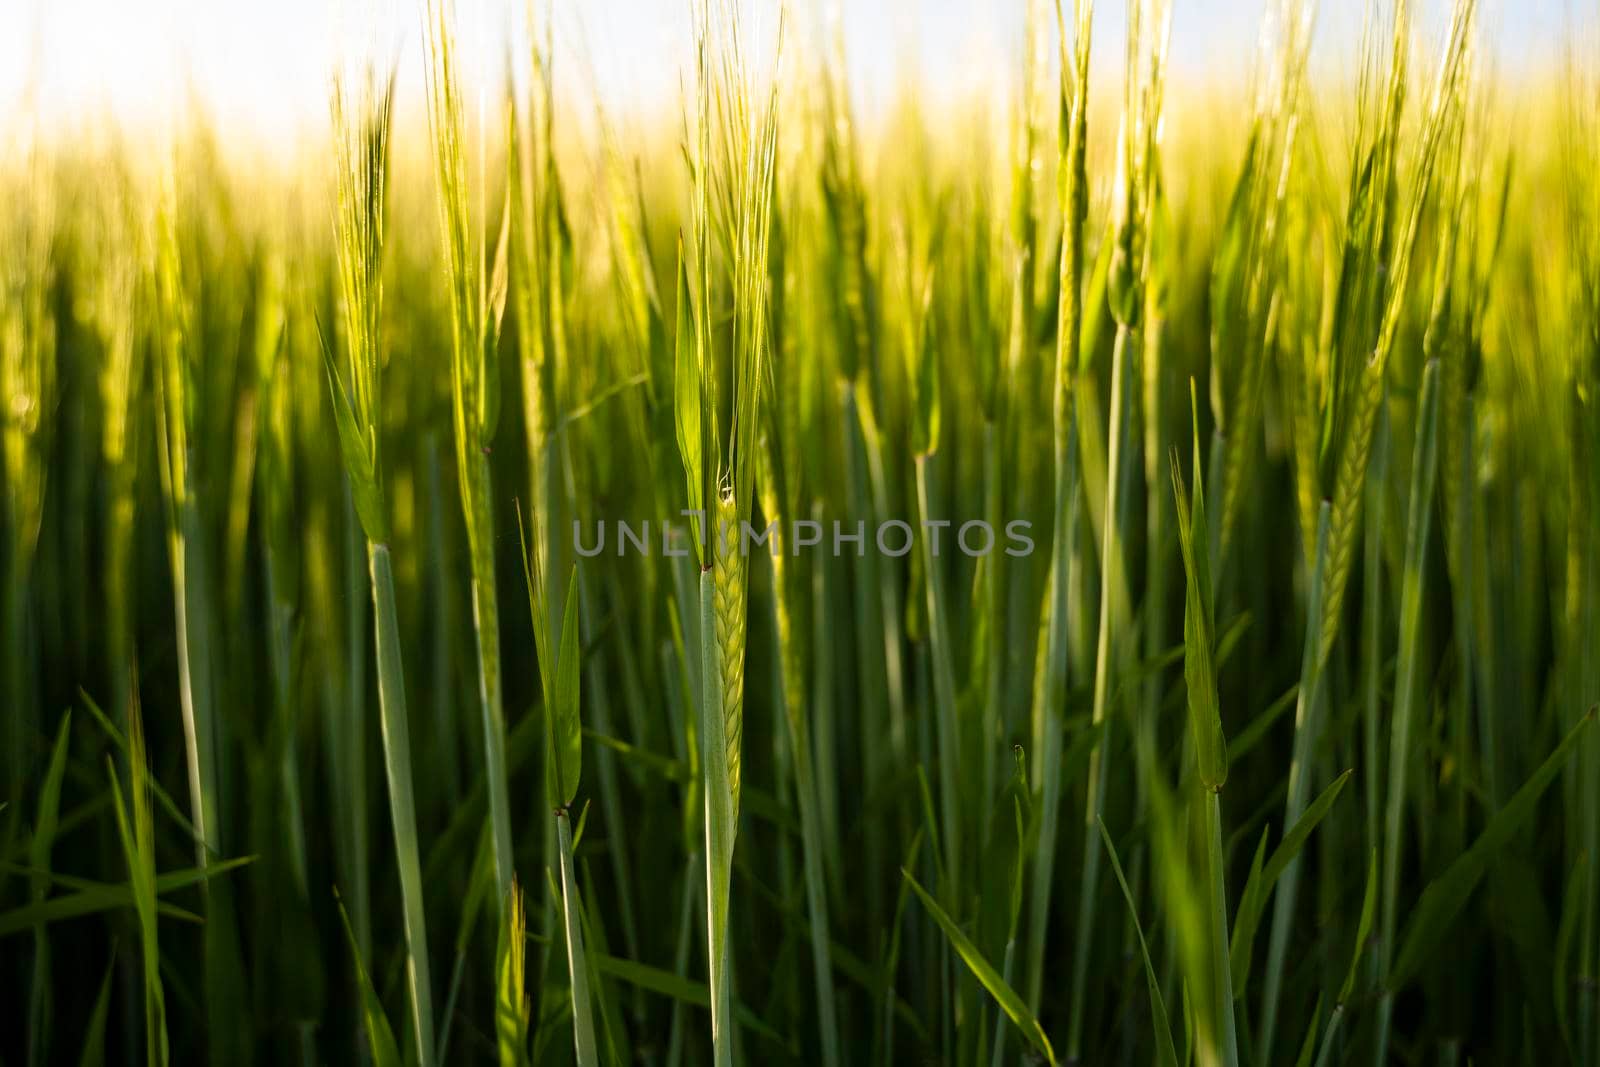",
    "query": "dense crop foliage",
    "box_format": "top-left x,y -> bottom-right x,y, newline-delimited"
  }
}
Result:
4,0 -> 1600,1063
